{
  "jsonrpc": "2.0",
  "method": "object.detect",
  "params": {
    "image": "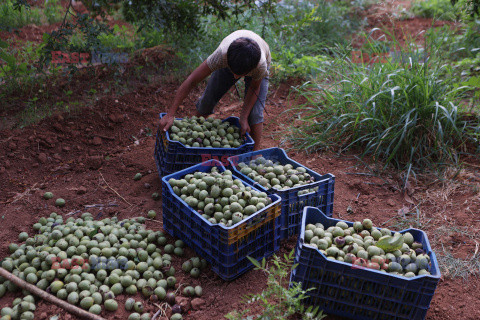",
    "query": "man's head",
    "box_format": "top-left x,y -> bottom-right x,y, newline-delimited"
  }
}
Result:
227,37 -> 261,77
